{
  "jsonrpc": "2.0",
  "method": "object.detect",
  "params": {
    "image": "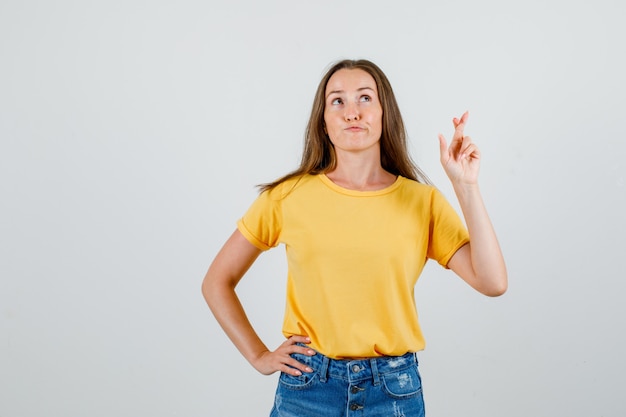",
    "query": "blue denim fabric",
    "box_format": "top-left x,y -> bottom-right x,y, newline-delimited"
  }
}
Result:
269,347 -> 425,417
